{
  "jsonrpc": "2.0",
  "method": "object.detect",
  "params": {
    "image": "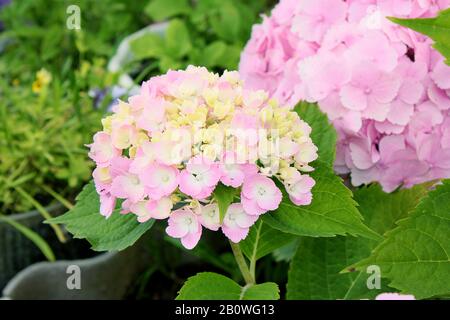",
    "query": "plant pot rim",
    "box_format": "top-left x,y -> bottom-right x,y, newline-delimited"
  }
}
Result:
1,202 -> 63,223
1,250 -> 118,299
